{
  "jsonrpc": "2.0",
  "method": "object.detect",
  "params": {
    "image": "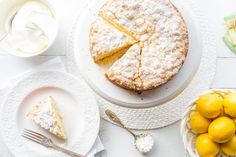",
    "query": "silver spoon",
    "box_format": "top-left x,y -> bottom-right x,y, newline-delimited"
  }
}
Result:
105,109 -> 154,154
0,10 -> 19,42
